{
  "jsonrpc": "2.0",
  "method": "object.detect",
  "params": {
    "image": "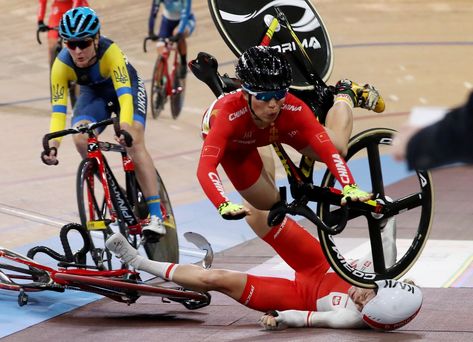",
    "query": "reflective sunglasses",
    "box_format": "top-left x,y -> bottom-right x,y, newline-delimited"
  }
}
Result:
243,86 -> 289,102
65,39 -> 94,50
